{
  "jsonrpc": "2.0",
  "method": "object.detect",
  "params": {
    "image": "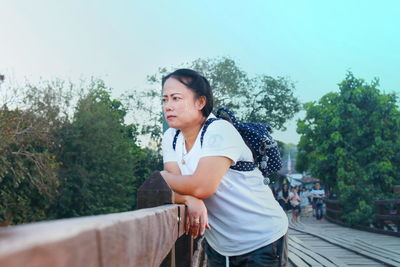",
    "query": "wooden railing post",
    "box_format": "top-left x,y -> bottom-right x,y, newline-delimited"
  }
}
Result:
175,234 -> 193,267
137,171 -> 174,209
374,199 -> 400,234
137,171 -> 192,267
375,201 -> 384,229
137,171 -> 175,267
325,199 -> 342,223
